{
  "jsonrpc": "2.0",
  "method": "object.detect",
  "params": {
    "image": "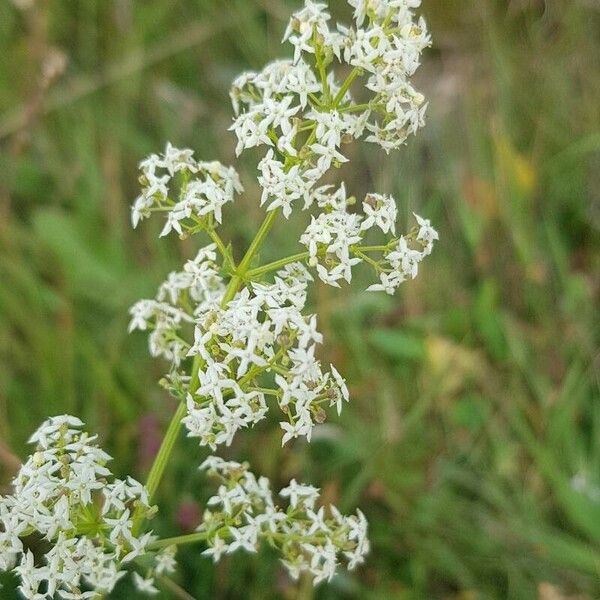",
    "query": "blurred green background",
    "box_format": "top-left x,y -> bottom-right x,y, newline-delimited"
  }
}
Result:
1,0 -> 599,598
